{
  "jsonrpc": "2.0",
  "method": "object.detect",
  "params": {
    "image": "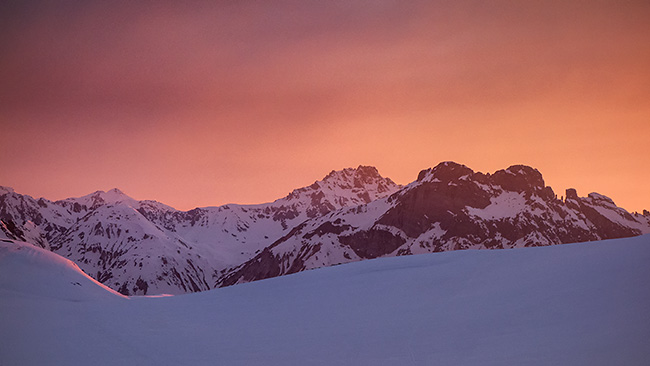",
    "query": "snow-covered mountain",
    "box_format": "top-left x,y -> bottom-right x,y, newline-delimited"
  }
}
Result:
0,186 -> 77,250
2,235 -> 649,365
218,162 -> 650,286
2,162 -> 649,294
0,166 -> 400,295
